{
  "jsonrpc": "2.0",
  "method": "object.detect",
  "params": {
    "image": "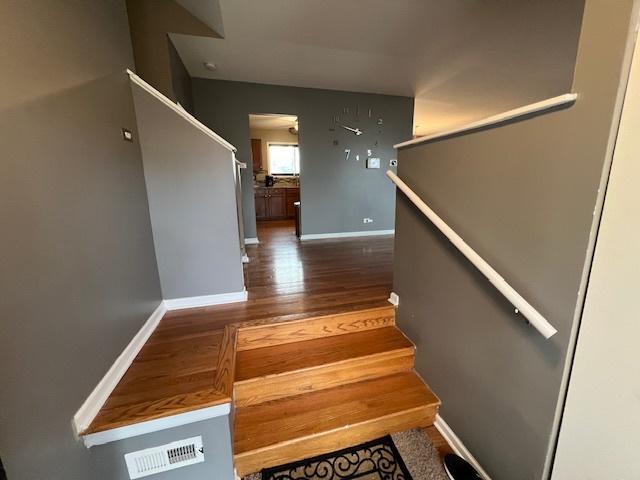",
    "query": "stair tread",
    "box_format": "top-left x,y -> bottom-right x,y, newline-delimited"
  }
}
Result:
234,371 -> 439,455
236,305 -> 395,351
235,326 -> 412,382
